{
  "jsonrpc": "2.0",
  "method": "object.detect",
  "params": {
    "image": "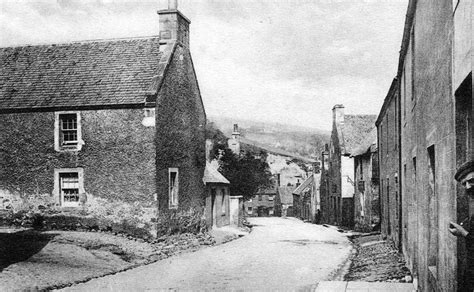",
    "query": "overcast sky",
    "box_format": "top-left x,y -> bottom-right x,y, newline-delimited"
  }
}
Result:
0,0 -> 408,130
